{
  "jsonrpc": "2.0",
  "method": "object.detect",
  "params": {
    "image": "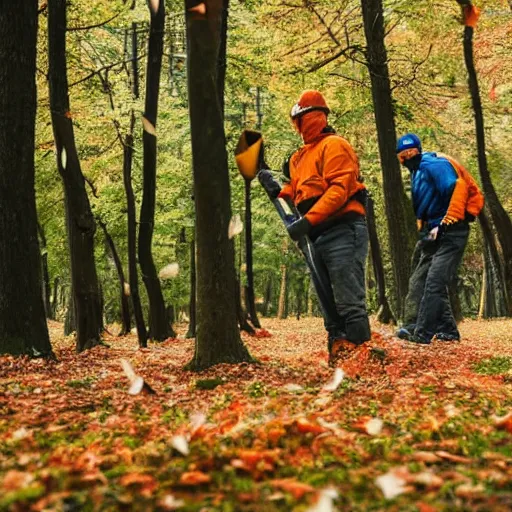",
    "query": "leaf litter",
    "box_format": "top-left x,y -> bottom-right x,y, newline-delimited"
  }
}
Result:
0,317 -> 512,510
